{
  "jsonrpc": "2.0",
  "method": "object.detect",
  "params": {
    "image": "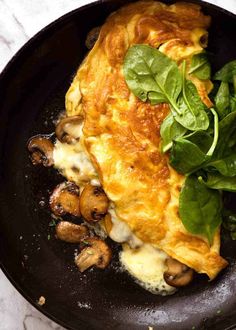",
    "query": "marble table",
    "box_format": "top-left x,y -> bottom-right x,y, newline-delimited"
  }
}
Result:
0,0 -> 235,329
